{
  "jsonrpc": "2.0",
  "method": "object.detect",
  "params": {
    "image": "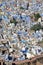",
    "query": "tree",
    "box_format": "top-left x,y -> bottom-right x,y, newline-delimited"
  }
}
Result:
27,3 -> 29,10
31,23 -> 43,31
34,13 -> 41,21
10,18 -> 18,26
20,7 -> 24,9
